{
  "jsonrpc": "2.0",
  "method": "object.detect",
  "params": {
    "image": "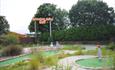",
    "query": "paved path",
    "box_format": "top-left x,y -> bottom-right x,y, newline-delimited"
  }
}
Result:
44,55 -> 96,70
58,55 -> 96,70
81,44 -> 105,50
